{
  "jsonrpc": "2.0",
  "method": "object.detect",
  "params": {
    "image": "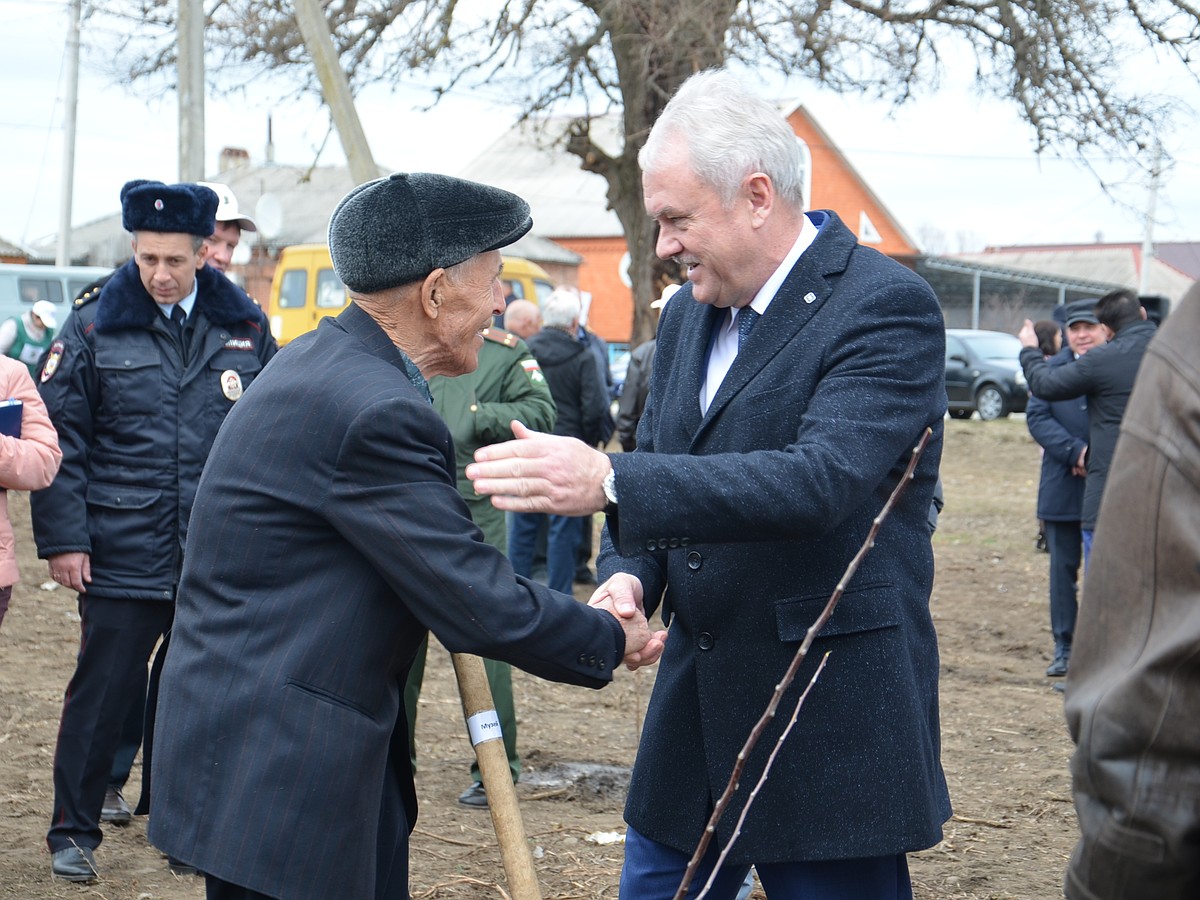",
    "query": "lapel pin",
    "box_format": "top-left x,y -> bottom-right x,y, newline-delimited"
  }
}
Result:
803,292 -> 817,304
